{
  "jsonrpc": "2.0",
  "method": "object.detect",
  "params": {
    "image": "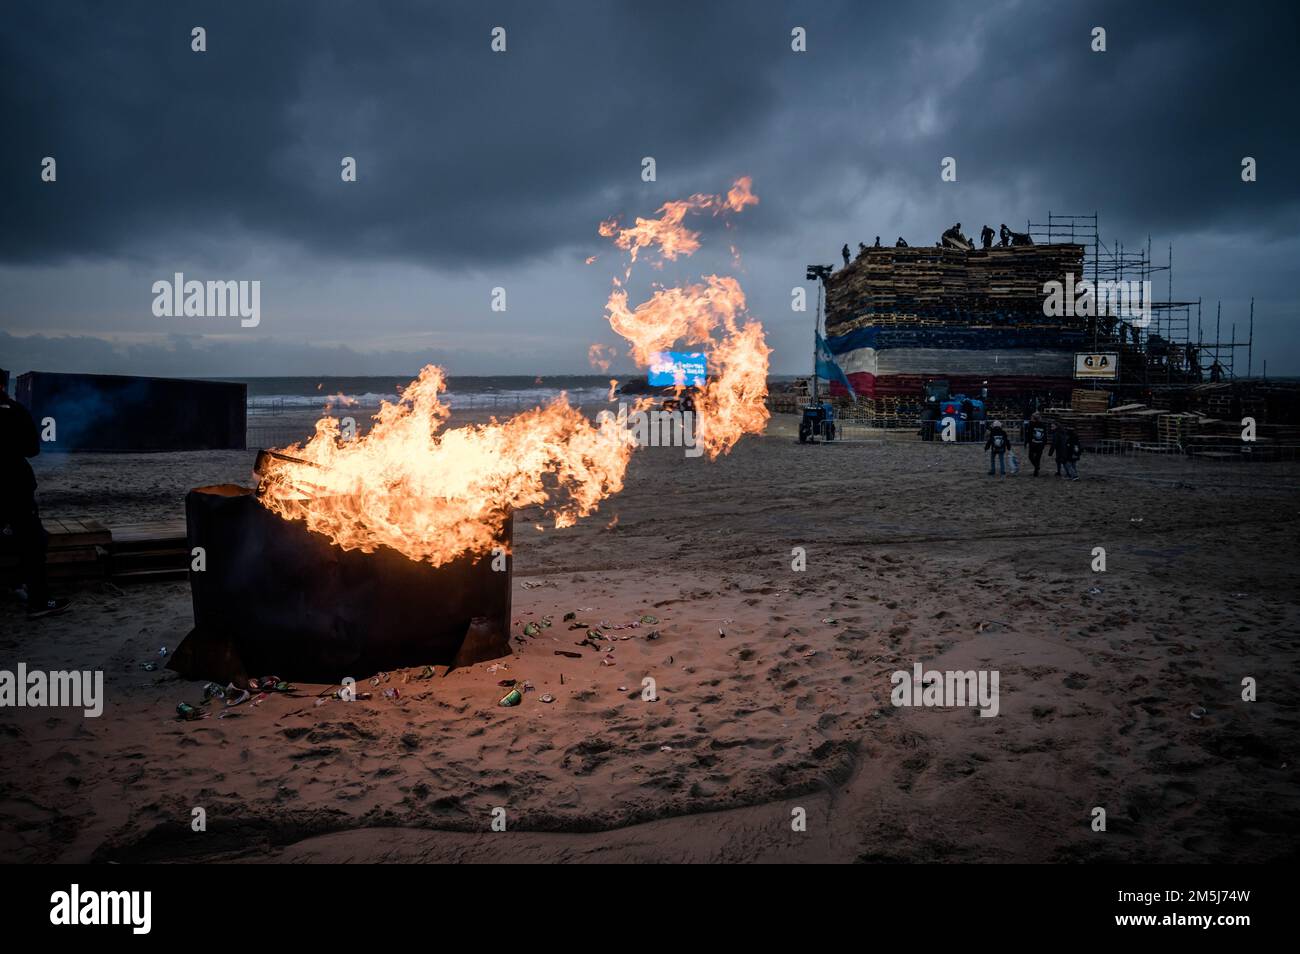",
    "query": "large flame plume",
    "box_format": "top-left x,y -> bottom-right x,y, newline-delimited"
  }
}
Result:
601,176 -> 769,458
258,366 -> 635,566
259,177 -> 767,564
